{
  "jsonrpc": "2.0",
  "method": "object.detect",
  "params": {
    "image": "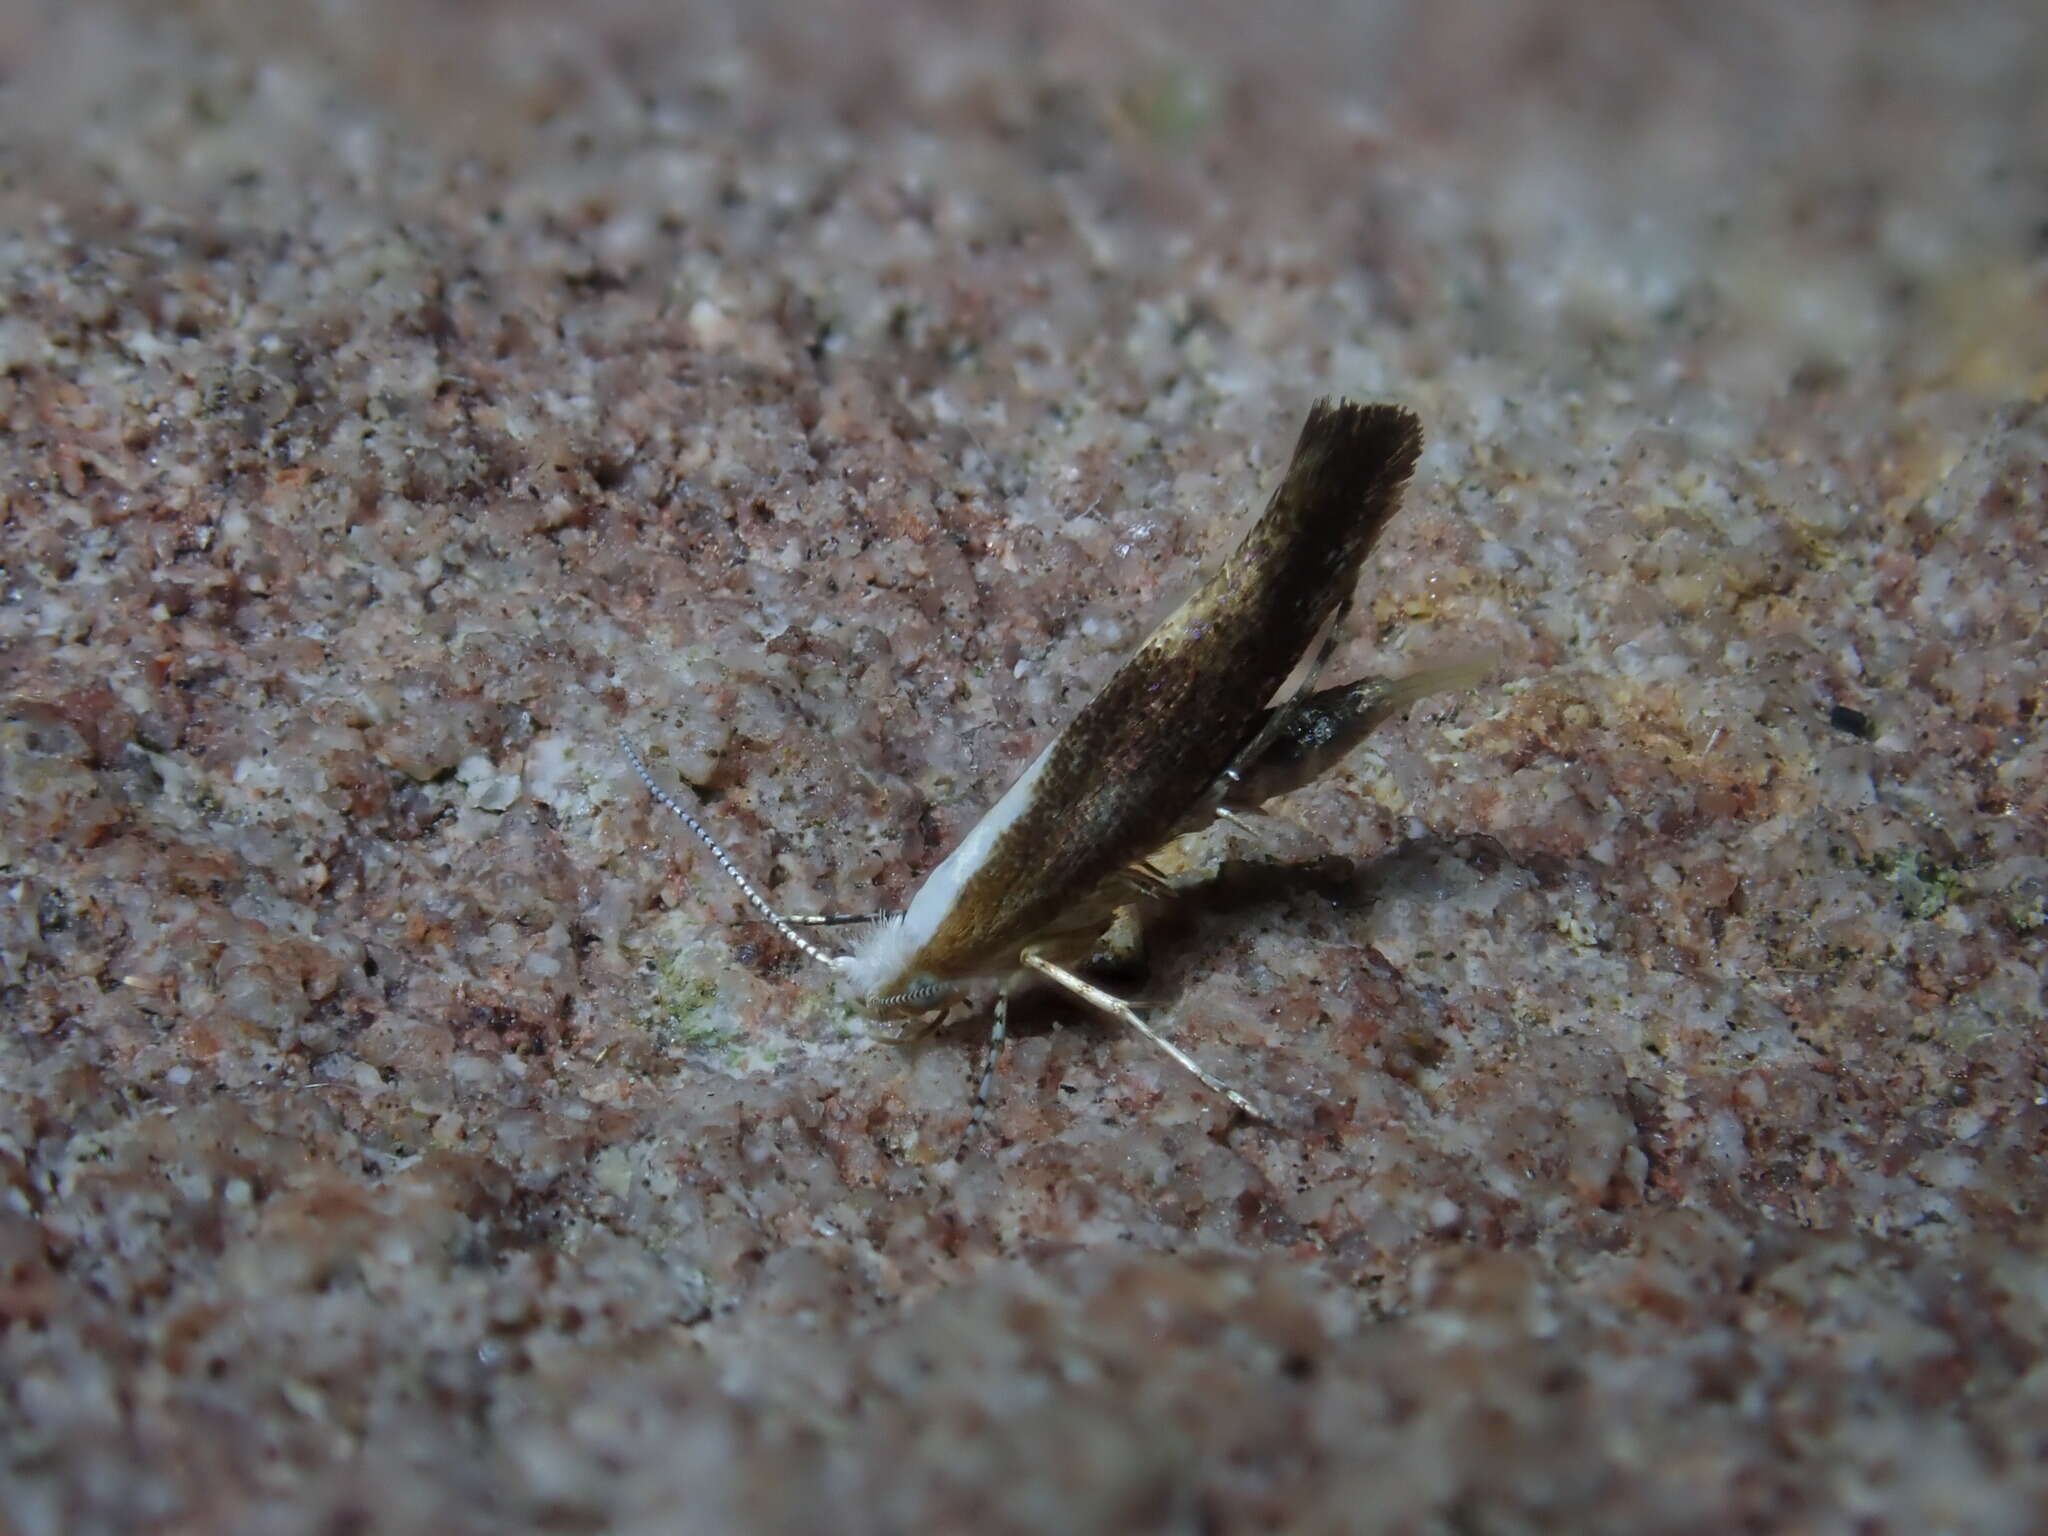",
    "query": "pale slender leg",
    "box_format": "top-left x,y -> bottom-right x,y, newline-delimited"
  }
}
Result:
1215,807 -> 1293,853
1020,951 -> 1267,1121
870,1000 -> 953,1047
1091,904 -> 1147,971
1113,864 -> 1176,904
